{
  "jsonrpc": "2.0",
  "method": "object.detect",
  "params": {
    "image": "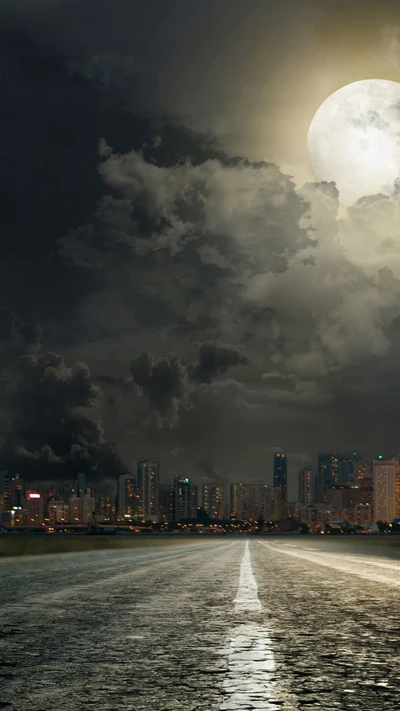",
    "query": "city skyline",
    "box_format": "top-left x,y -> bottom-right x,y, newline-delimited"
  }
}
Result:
2,448 -> 399,528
